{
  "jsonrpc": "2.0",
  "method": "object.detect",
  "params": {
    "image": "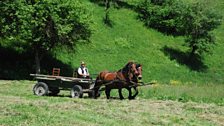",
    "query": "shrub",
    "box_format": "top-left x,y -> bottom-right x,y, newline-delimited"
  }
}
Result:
137,0 -> 222,59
